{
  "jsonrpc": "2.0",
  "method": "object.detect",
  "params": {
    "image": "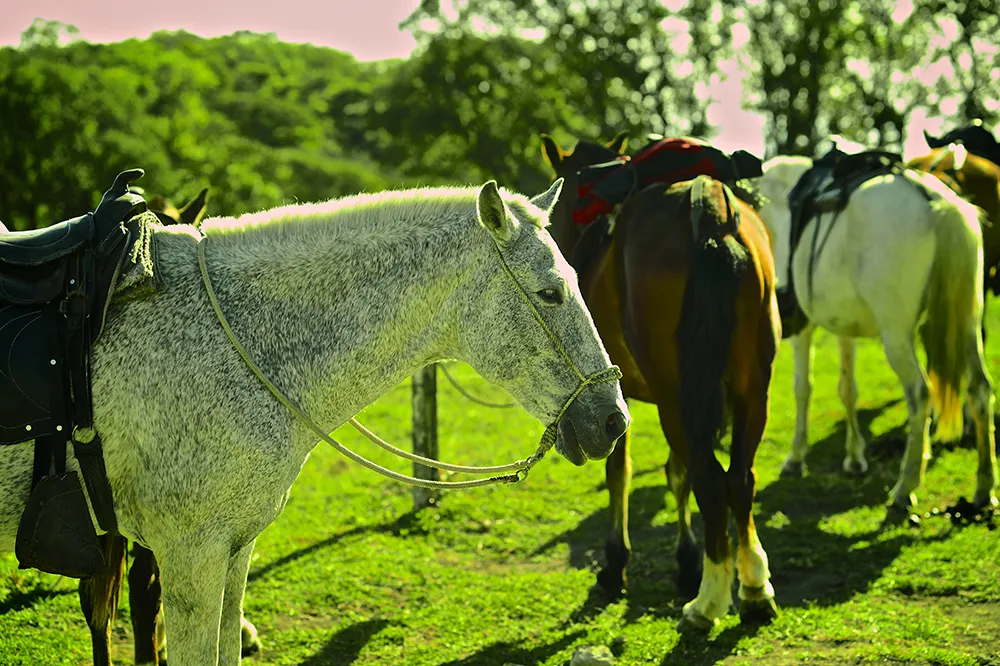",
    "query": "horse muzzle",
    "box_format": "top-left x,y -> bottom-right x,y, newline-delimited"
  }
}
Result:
555,398 -> 630,466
